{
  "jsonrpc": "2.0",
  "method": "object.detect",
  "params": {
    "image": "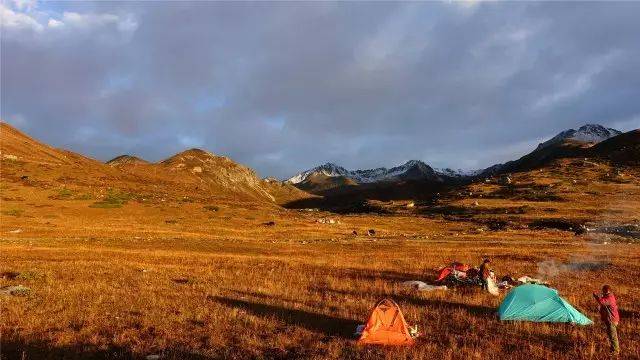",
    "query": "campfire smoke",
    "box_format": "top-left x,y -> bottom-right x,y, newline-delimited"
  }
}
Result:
537,246 -> 611,279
